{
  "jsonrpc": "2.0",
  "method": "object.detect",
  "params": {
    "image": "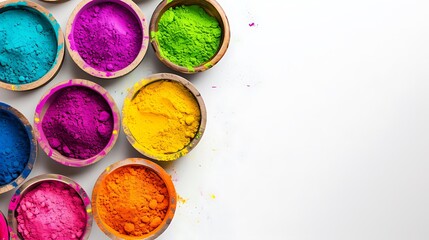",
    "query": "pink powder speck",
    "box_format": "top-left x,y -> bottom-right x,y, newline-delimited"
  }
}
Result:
16,181 -> 87,240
